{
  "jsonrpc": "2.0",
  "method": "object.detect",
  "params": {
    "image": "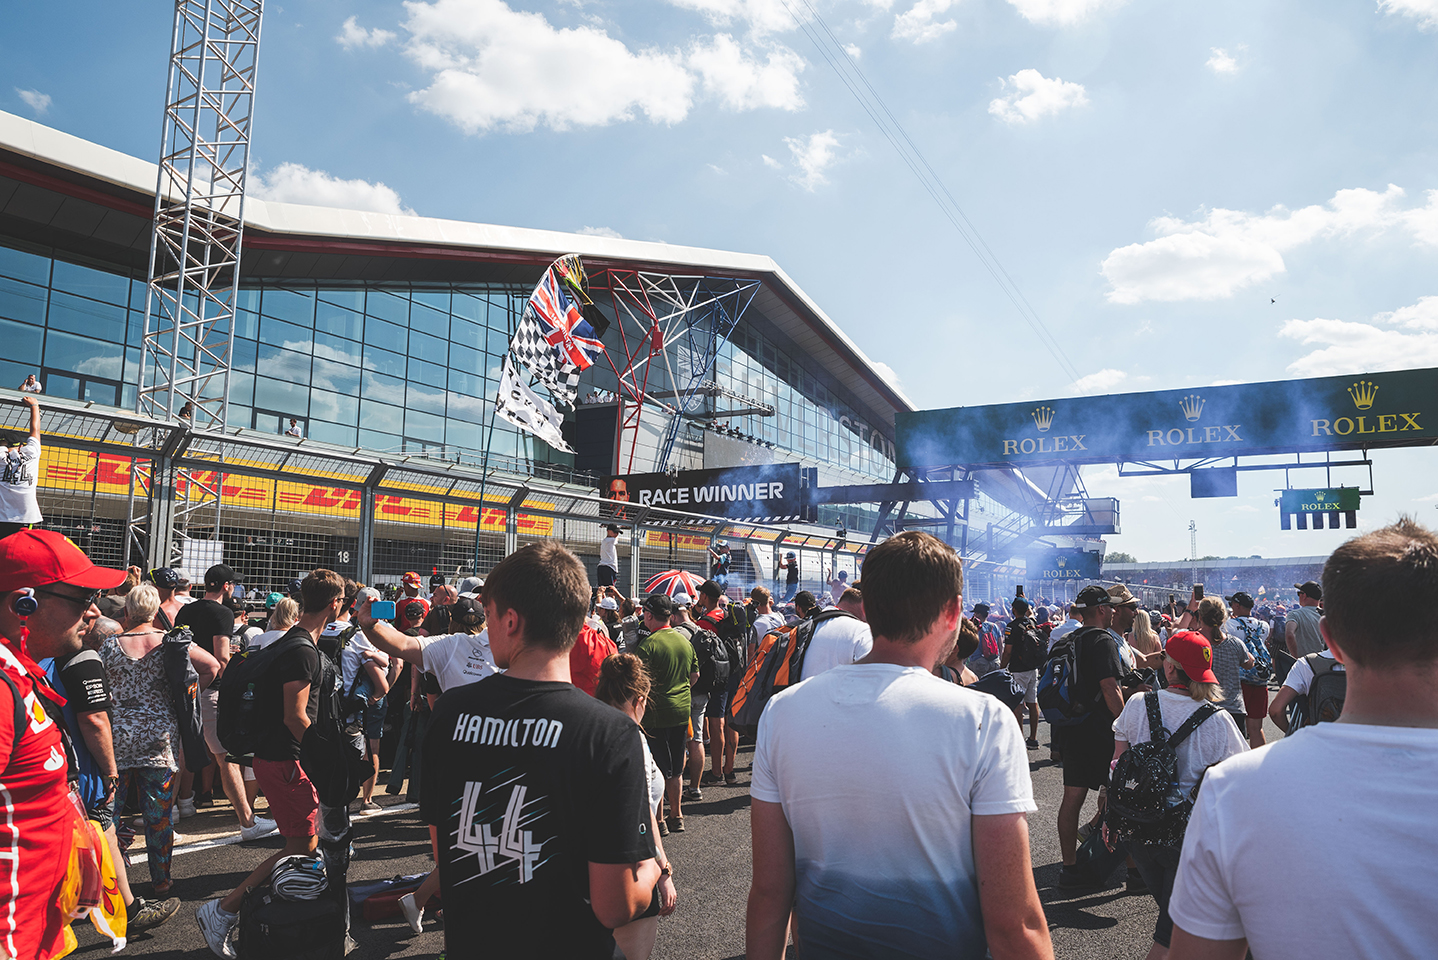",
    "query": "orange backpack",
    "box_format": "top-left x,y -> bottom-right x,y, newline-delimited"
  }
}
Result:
727,610 -> 856,731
